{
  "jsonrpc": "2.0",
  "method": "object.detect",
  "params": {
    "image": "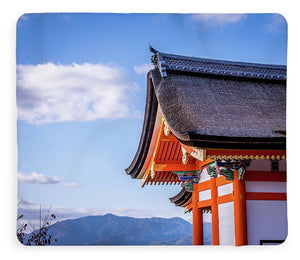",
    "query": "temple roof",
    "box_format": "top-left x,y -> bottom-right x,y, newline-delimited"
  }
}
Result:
126,48 -> 286,178
150,49 -> 286,149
